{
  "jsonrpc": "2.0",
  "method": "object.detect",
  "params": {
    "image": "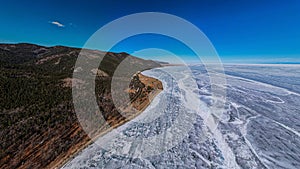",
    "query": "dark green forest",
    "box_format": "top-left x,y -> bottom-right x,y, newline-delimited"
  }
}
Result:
0,43 -> 160,169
